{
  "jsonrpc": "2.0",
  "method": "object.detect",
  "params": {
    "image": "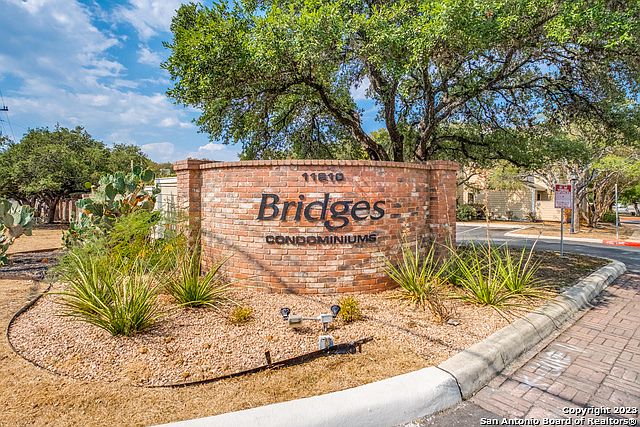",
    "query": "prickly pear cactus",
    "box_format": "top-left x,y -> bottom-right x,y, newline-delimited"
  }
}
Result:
0,199 -> 35,266
65,166 -> 159,247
